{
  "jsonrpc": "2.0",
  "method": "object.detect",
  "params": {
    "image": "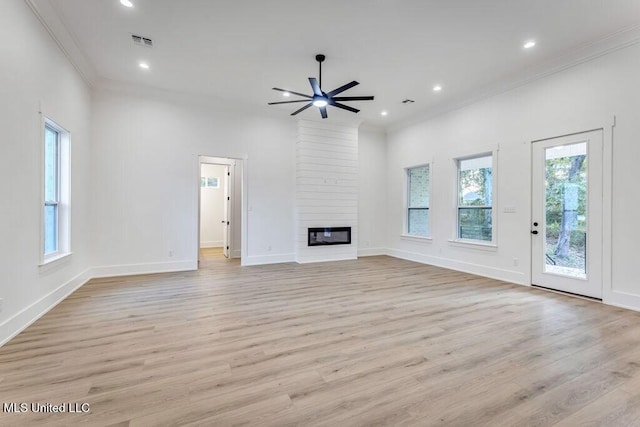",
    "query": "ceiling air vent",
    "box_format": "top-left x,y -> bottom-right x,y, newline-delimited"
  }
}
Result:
131,34 -> 153,48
